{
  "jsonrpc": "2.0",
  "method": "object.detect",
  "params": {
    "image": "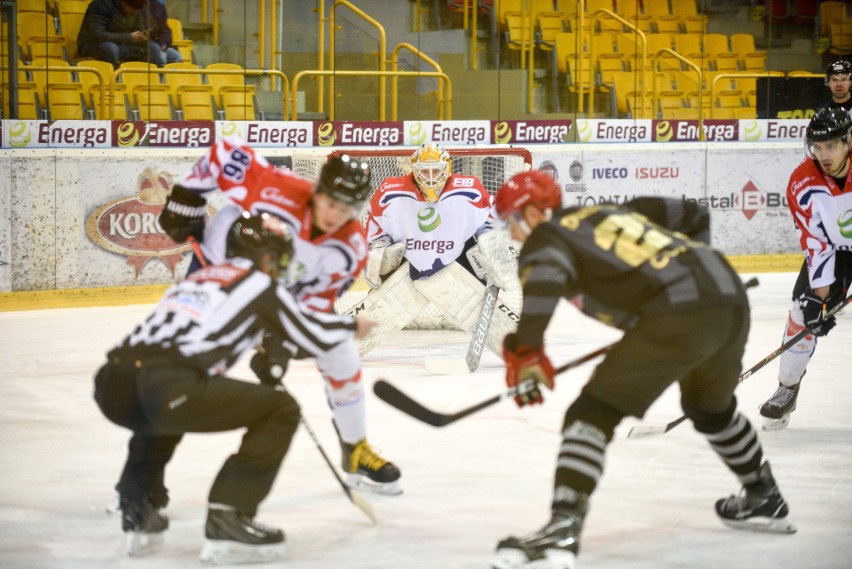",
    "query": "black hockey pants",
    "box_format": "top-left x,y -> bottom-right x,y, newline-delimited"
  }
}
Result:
94,353 -> 300,516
